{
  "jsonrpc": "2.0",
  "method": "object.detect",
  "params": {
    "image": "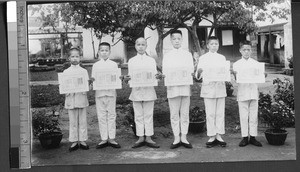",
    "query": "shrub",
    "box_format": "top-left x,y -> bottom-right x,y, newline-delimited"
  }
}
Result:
259,100 -> 295,130
189,106 -> 206,122
225,81 -> 234,96
273,78 -> 294,110
288,56 -> 293,68
32,108 -> 61,137
259,78 -> 295,130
